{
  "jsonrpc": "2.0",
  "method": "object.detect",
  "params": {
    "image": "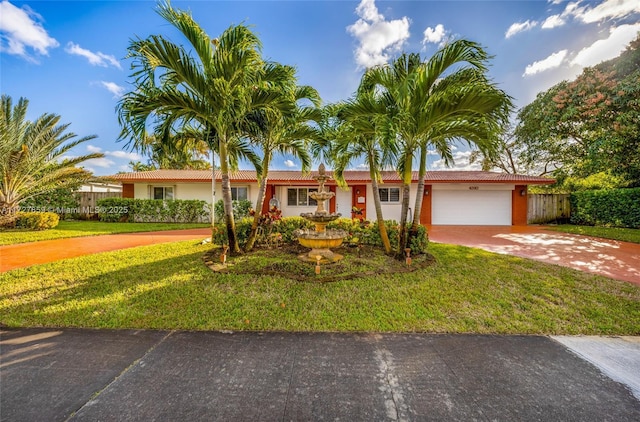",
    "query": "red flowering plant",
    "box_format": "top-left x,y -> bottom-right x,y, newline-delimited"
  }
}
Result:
256,205 -> 283,247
